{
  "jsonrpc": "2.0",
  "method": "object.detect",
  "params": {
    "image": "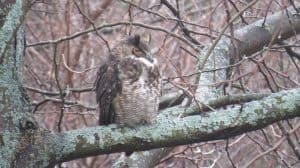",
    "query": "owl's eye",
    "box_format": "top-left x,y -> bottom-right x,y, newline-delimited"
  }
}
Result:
132,48 -> 143,57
